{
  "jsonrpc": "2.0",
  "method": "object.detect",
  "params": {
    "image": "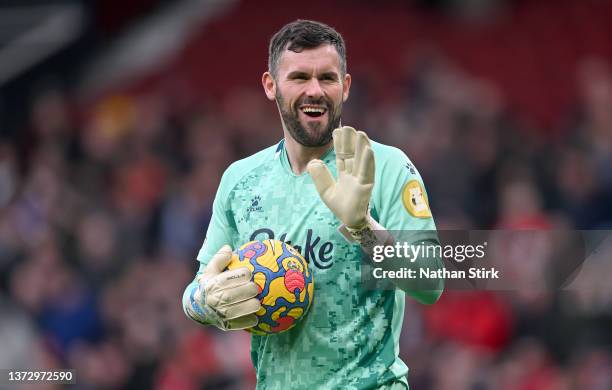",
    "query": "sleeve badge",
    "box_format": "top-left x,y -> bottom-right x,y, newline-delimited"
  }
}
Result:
401,180 -> 432,218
